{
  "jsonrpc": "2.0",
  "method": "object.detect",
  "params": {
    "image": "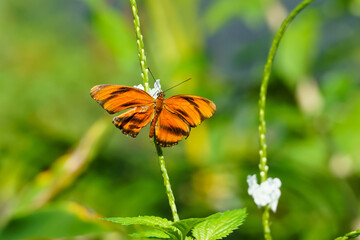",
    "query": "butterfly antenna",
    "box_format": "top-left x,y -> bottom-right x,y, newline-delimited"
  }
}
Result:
147,67 -> 156,82
163,78 -> 192,93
